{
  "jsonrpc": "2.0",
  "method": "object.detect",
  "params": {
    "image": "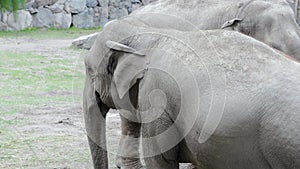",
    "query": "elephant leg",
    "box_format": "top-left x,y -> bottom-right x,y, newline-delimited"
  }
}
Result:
116,114 -> 142,169
84,96 -> 109,169
142,111 -> 180,169
87,136 -> 108,169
